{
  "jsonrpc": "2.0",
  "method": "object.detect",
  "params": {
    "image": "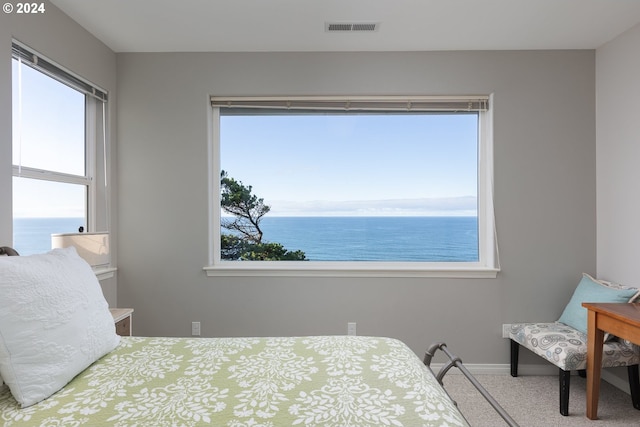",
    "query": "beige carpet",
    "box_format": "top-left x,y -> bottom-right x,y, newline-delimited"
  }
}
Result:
442,374 -> 640,427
